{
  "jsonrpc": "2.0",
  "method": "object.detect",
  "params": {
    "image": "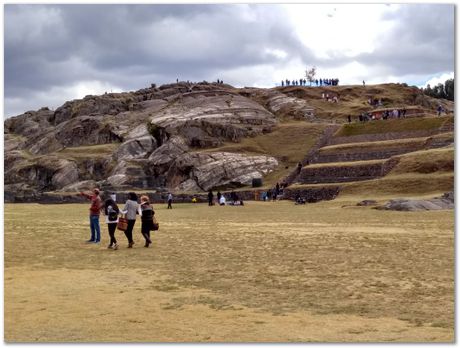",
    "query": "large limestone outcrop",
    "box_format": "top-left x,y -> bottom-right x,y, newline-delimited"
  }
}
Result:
6,156 -> 79,191
172,151 -> 279,191
4,82 -> 299,199
239,88 -> 316,121
114,135 -> 157,160
376,192 -> 454,211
